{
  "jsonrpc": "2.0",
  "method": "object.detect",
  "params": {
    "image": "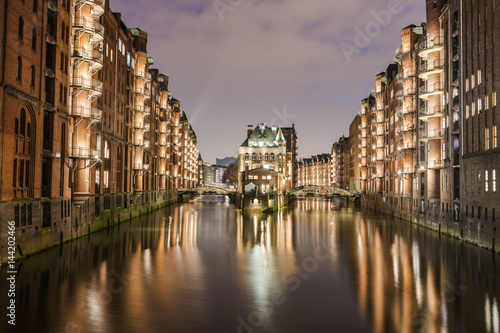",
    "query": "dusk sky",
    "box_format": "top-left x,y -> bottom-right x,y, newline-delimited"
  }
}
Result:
112,0 -> 426,163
